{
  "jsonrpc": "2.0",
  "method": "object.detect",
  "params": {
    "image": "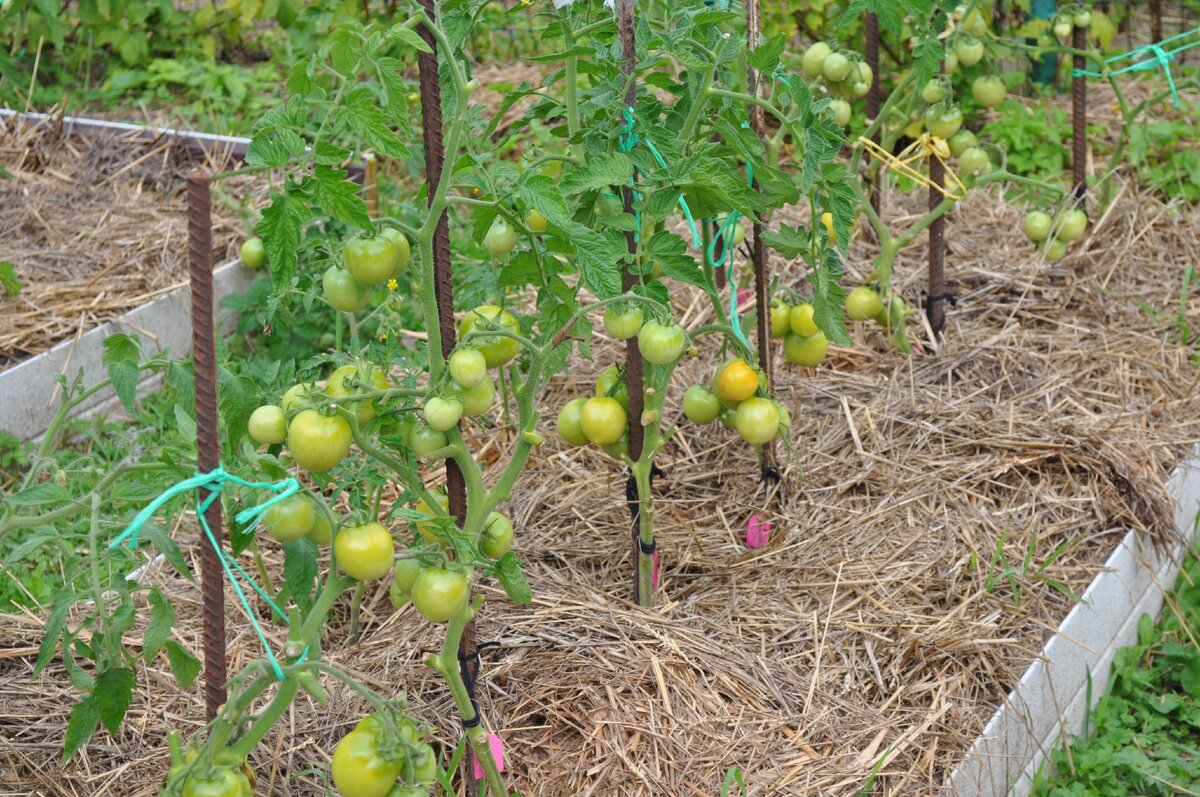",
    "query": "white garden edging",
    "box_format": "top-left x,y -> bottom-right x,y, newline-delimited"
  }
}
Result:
946,445 -> 1200,796
0,259 -> 254,441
